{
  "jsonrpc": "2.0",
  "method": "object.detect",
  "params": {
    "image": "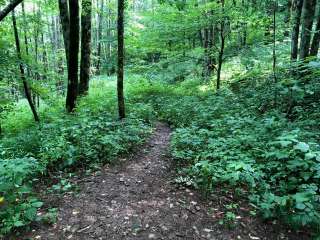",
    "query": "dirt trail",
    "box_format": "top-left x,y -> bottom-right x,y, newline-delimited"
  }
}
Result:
27,123 -> 308,240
